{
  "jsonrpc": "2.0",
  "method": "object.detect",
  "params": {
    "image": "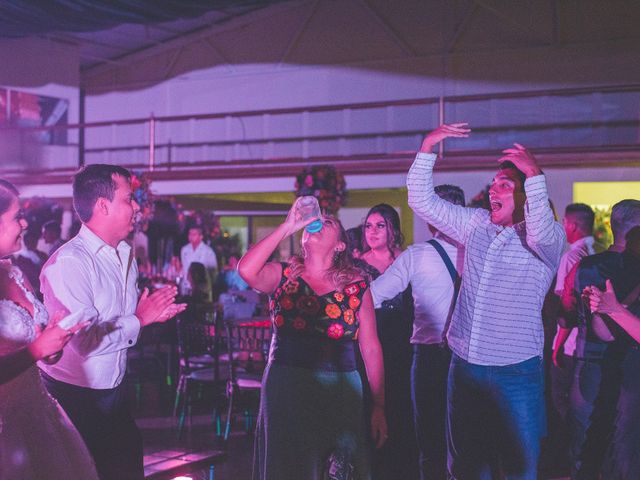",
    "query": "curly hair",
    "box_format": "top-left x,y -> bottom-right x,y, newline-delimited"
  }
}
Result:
286,215 -> 364,290
361,203 -> 404,259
